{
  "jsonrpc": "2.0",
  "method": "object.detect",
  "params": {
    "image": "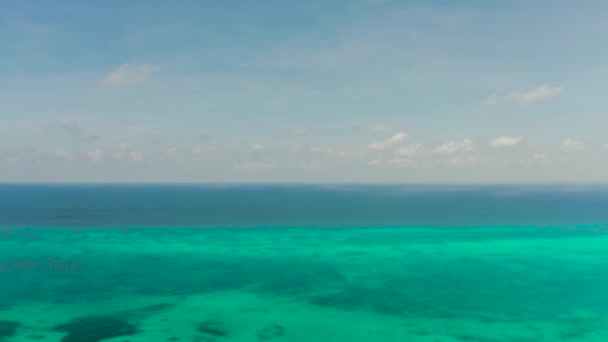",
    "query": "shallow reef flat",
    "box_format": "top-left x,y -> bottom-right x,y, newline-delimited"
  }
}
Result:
1,225 -> 608,341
